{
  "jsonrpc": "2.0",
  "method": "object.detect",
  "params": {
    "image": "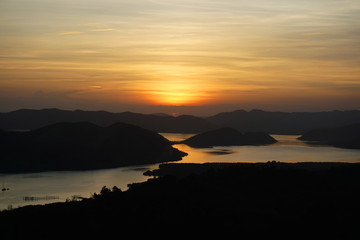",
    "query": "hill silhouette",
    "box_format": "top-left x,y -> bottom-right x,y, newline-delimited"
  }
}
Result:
207,109 -> 360,134
180,127 -> 277,148
0,122 -> 187,173
1,108 -> 360,134
298,123 -> 360,149
0,108 -> 216,133
1,162 -> 360,239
